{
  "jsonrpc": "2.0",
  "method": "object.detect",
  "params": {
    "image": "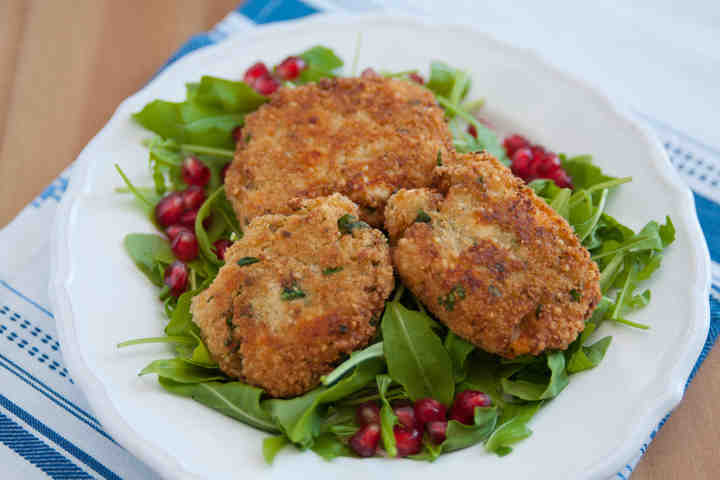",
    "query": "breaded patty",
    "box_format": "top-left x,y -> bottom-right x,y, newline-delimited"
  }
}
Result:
191,194 -> 394,397
225,76 -> 454,227
385,153 -> 601,358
